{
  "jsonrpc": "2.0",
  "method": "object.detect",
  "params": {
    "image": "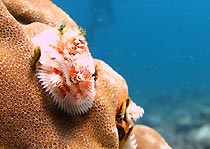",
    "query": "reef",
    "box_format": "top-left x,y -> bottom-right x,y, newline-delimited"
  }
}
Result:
0,0 -> 171,148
